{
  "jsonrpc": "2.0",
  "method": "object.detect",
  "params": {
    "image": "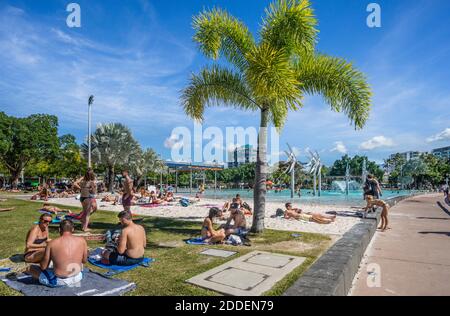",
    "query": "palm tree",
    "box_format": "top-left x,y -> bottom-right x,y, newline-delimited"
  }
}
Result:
181,0 -> 372,233
82,123 -> 139,191
129,148 -> 162,187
